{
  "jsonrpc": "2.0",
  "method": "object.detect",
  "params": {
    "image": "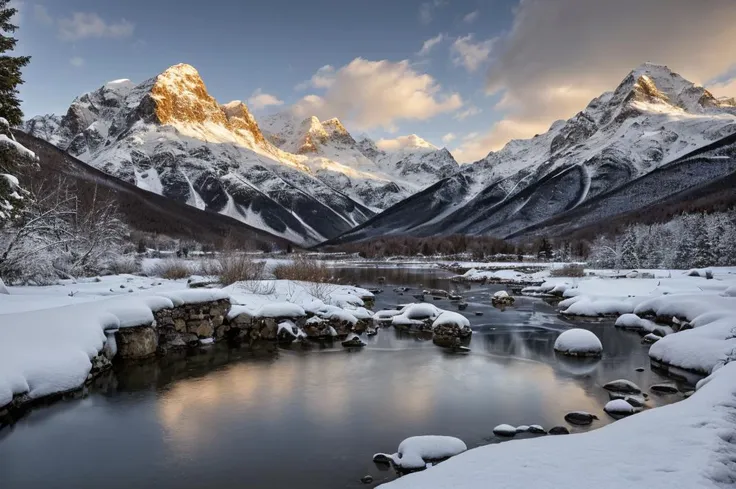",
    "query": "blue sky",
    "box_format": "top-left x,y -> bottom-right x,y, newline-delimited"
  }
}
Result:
13,0 -> 736,162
